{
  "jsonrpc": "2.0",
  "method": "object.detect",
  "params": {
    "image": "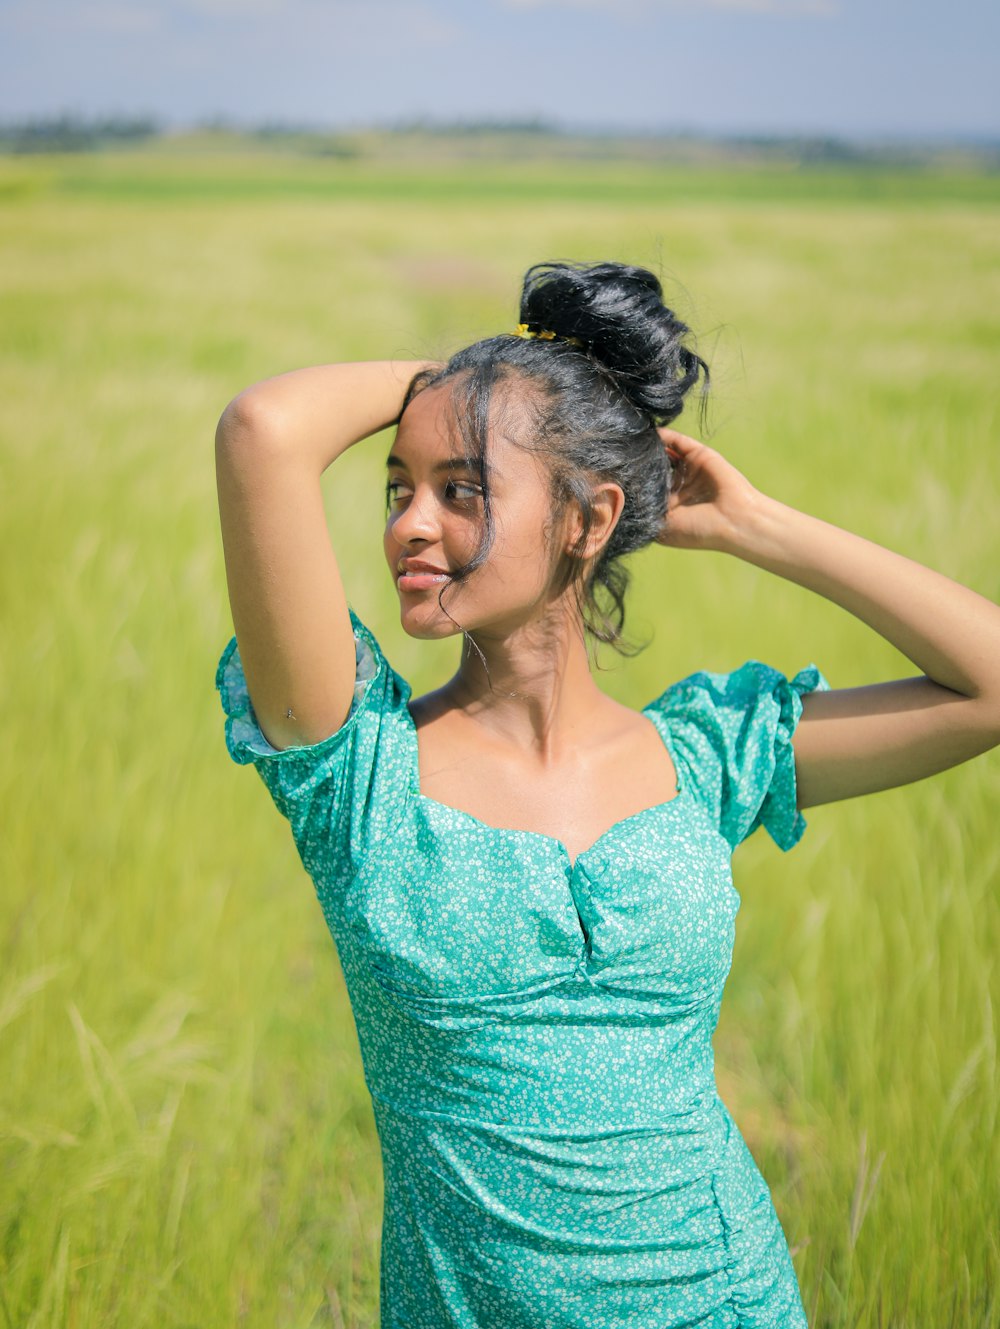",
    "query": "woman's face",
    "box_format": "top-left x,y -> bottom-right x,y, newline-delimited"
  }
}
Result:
382,381 -> 571,641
